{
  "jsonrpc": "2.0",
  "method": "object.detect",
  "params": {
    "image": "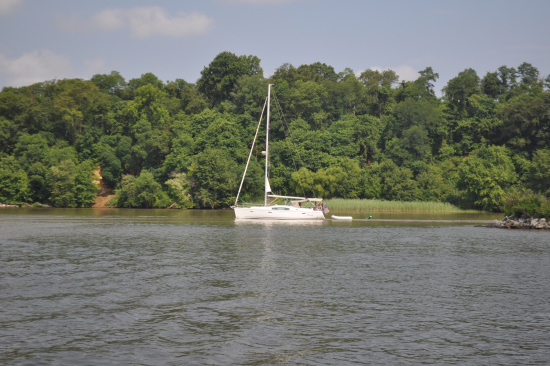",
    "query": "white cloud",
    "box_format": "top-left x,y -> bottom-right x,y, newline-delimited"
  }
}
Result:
0,50 -> 74,87
92,9 -> 126,31
83,57 -> 108,76
0,51 -> 110,87
0,0 -> 24,16
62,6 -> 214,39
390,65 -> 419,82
223,0 -> 296,3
